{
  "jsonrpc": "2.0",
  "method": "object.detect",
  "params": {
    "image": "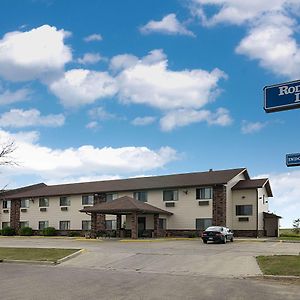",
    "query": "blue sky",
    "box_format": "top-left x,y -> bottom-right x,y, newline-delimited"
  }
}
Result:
0,0 -> 299,227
